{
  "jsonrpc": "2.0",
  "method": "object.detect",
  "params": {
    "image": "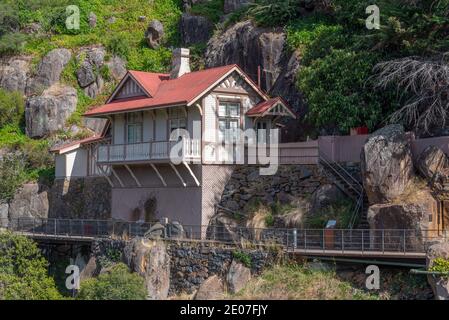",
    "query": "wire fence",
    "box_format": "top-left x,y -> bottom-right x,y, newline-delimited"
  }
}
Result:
1,218 -> 443,254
